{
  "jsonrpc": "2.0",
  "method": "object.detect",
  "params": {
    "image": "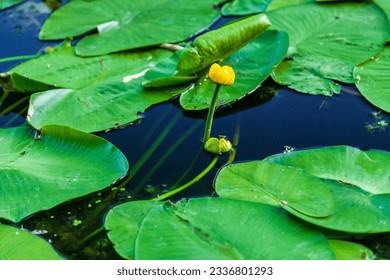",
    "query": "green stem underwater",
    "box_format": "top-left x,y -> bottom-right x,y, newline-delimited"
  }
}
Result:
203,84 -> 221,142
152,156 -> 218,201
